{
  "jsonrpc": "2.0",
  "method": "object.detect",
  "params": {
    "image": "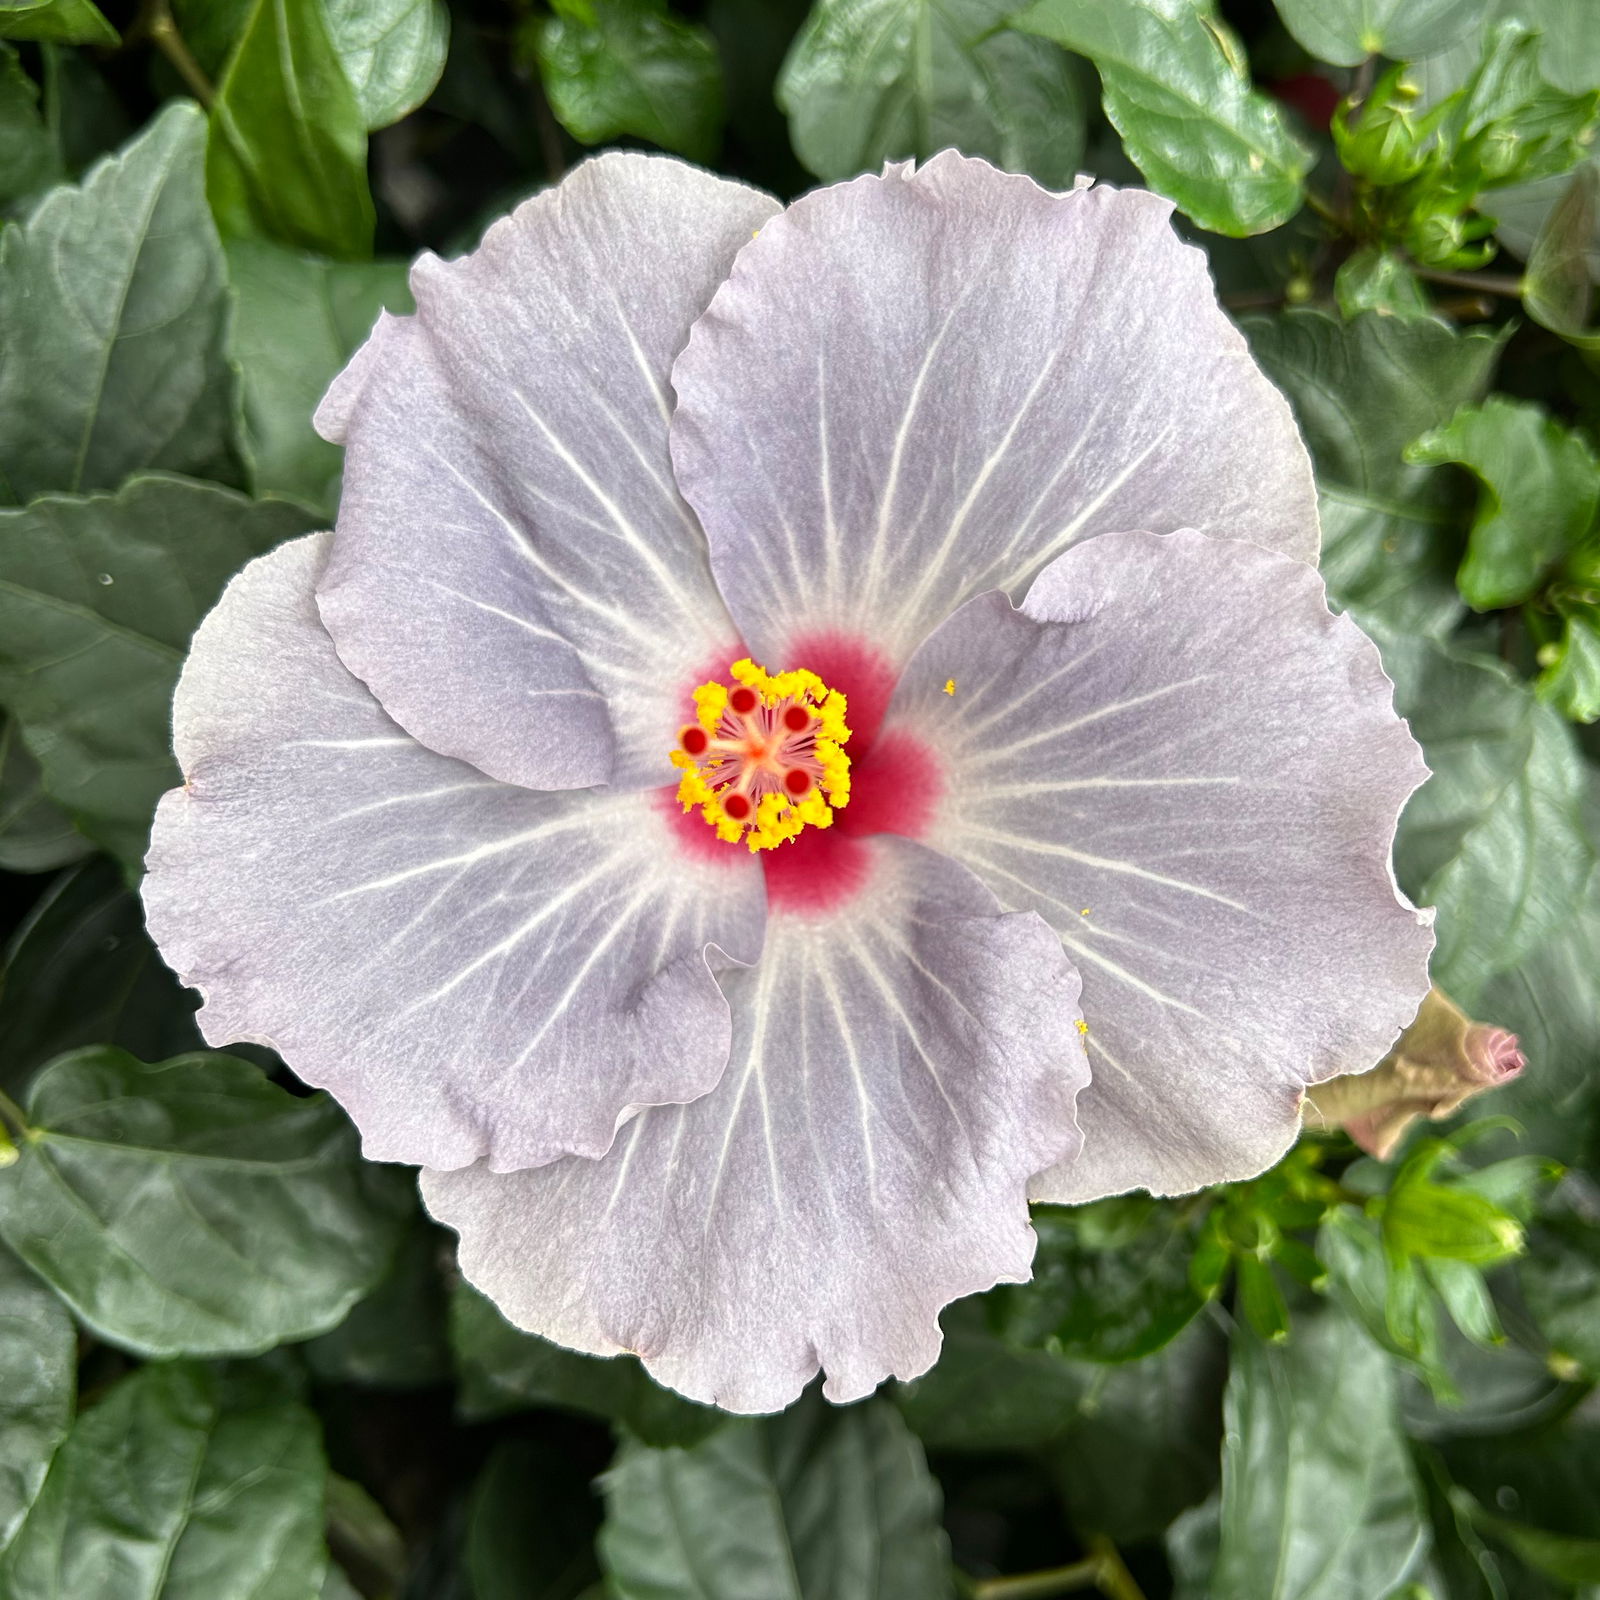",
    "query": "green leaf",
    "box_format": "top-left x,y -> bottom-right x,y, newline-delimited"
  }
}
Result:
303,1216 -> 450,1388
1384,637 -> 1595,1004
1383,1181 -> 1524,1264
322,0 -> 447,129
0,1360 -> 329,1600
777,0 -> 1087,188
1207,1303 -> 1429,1599
1518,1195 -> 1600,1377
0,1047 -> 409,1357
0,857 -> 201,1097
0,101 -> 241,505
1334,246 -> 1430,320
0,473 -> 315,870
468,1439 -> 602,1600
988,1196 -> 1213,1362
599,1390 -> 954,1600
450,1282 -> 725,1449
1406,397 -> 1600,610
1524,159 -> 1600,352
536,0 -> 725,165
0,716 -> 89,875
0,0 -> 116,46
0,43 -> 61,211
1442,1416 -> 1600,1585
1046,1319 -> 1225,1545
0,1243 -> 73,1553
208,0 -> 375,261
1010,0 -> 1311,236
1244,310 -> 1502,637
893,1300 -> 1093,1453
1531,593 -> 1600,722
225,237 -> 412,515
1272,0 -> 1492,69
